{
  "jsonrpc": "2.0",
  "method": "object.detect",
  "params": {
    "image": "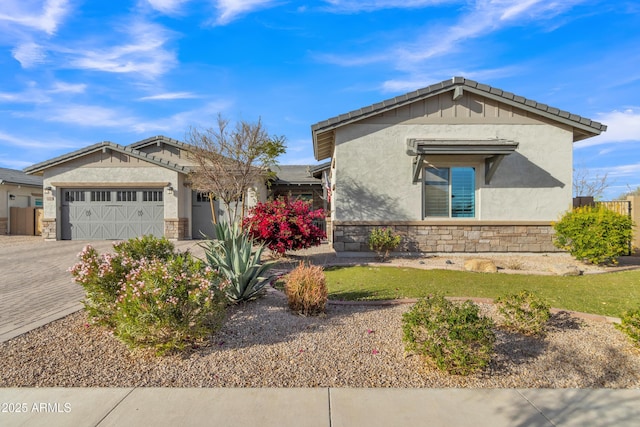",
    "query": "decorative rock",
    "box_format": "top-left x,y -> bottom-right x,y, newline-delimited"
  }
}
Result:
549,264 -> 582,276
463,258 -> 498,273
